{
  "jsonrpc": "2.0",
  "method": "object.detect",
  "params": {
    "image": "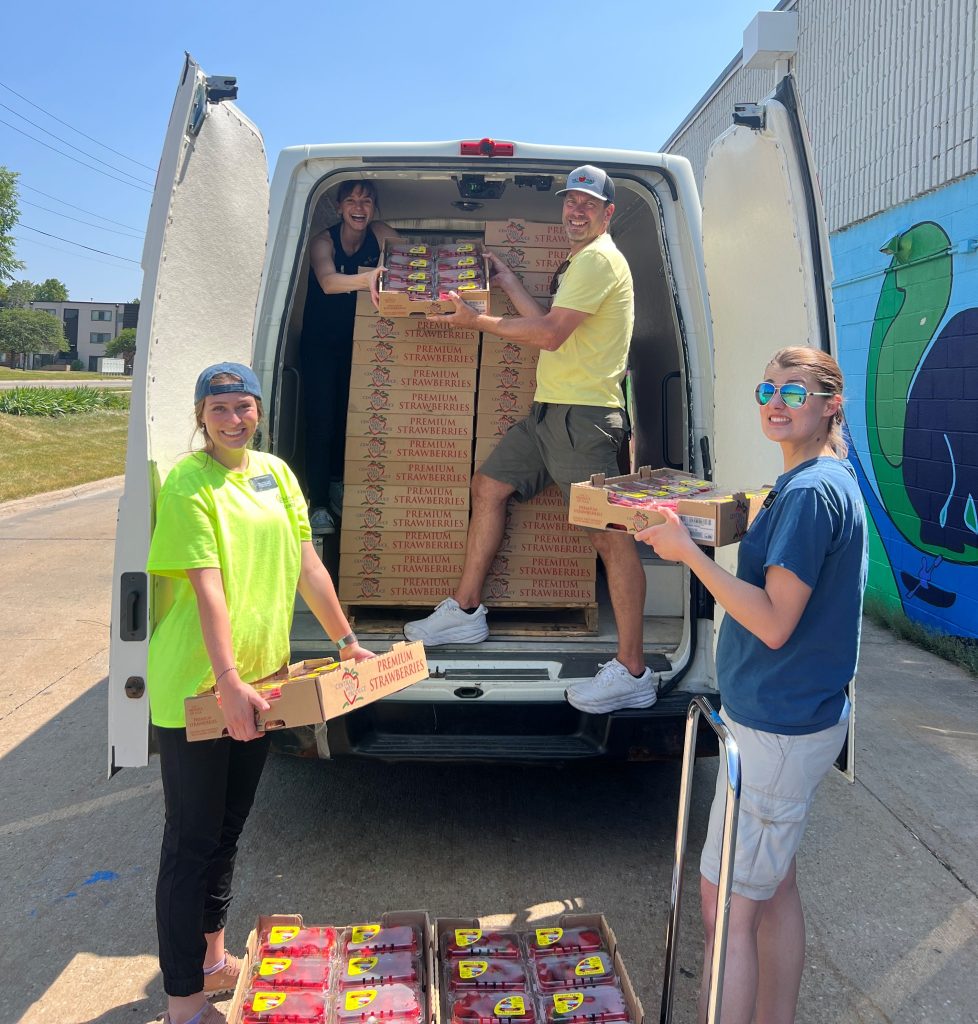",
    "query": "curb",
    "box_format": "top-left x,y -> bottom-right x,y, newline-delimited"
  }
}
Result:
0,475 -> 125,519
